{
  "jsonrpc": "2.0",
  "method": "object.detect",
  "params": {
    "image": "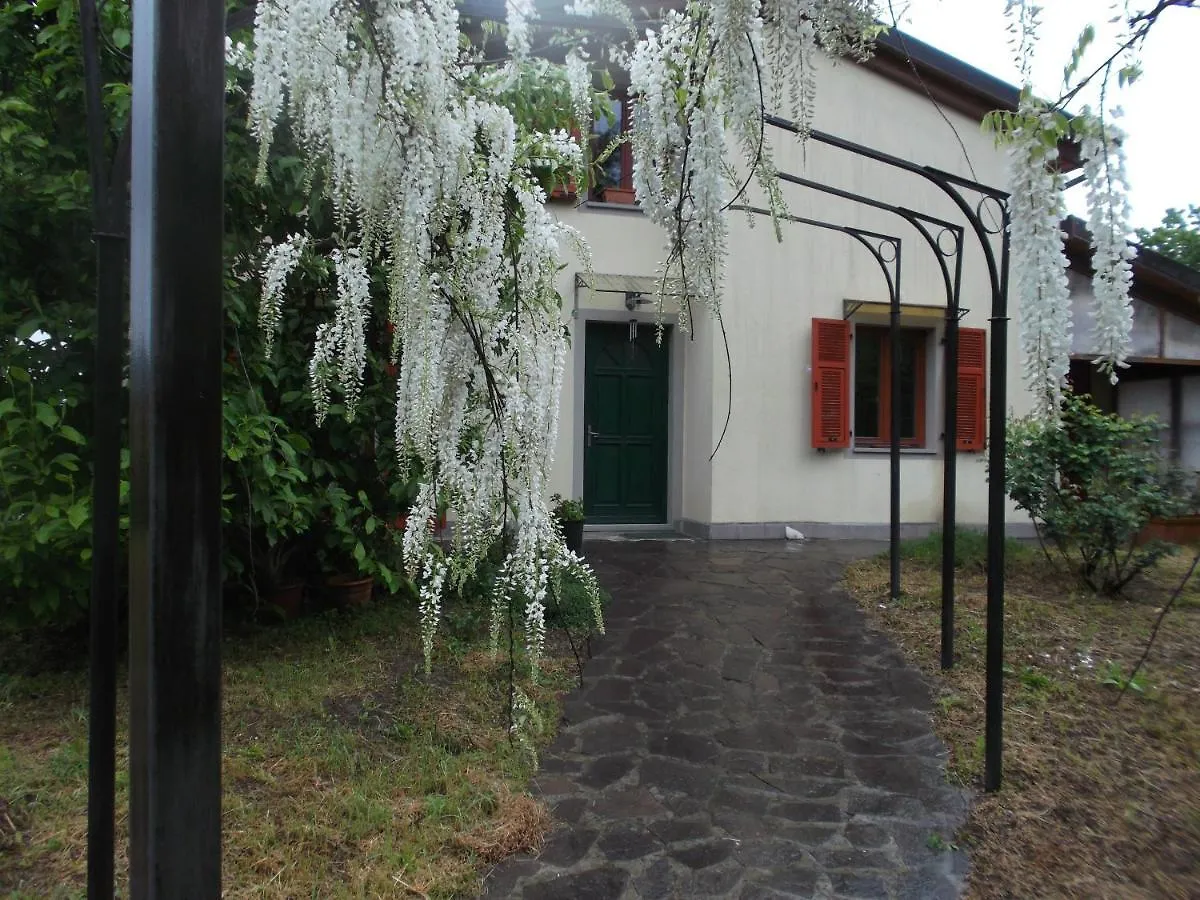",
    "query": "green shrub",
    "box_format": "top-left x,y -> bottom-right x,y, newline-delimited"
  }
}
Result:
1005,392 -> 1188,595
0,368 -> 128,629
